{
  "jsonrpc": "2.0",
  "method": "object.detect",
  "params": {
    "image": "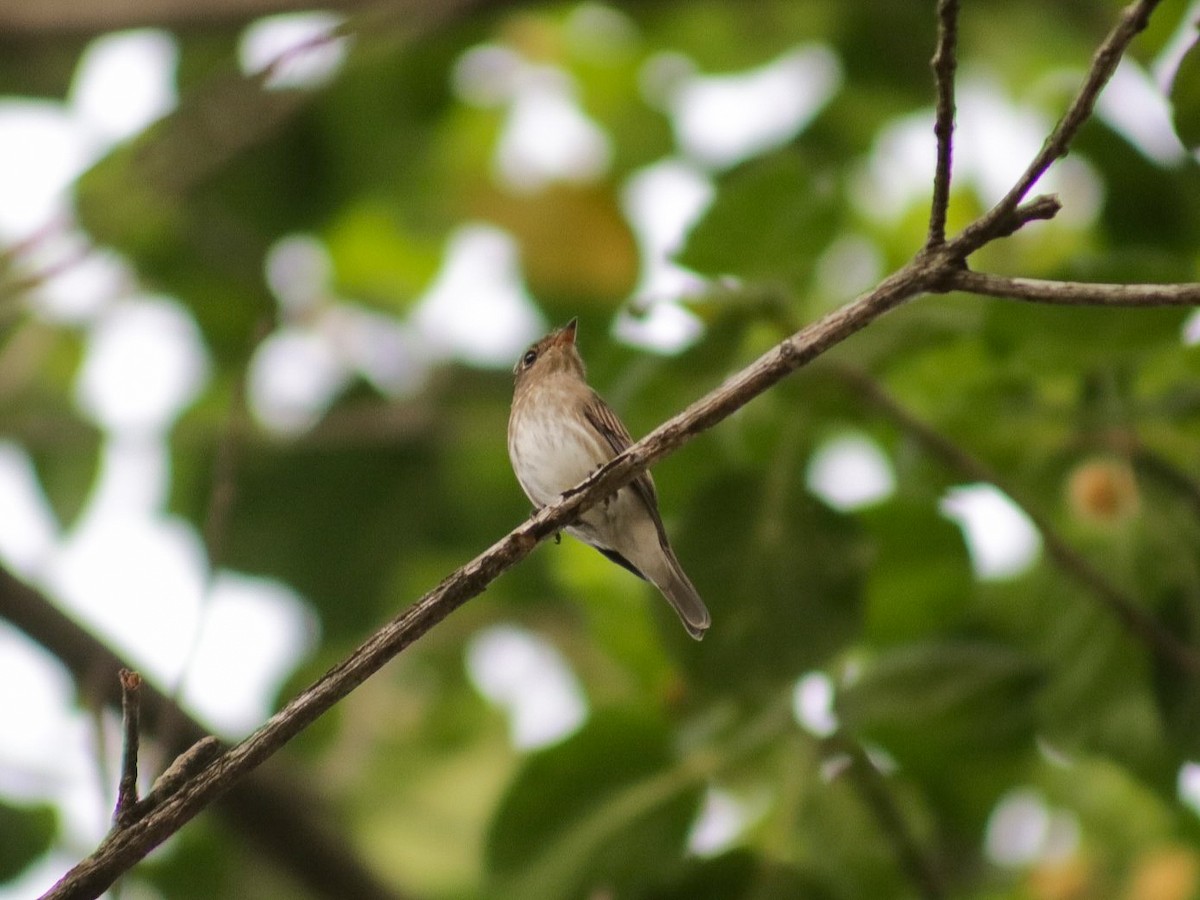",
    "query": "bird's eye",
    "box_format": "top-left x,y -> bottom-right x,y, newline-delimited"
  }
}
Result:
522,349 -> 538,367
